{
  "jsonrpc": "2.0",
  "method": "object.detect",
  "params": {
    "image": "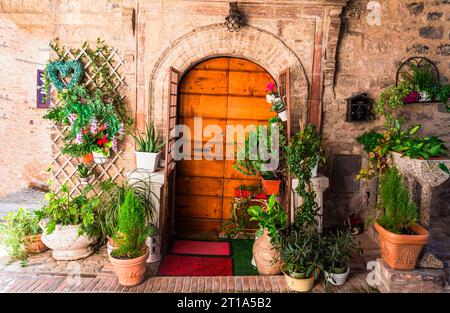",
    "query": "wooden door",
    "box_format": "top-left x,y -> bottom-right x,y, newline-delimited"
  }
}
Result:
175,57 -> 276,239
